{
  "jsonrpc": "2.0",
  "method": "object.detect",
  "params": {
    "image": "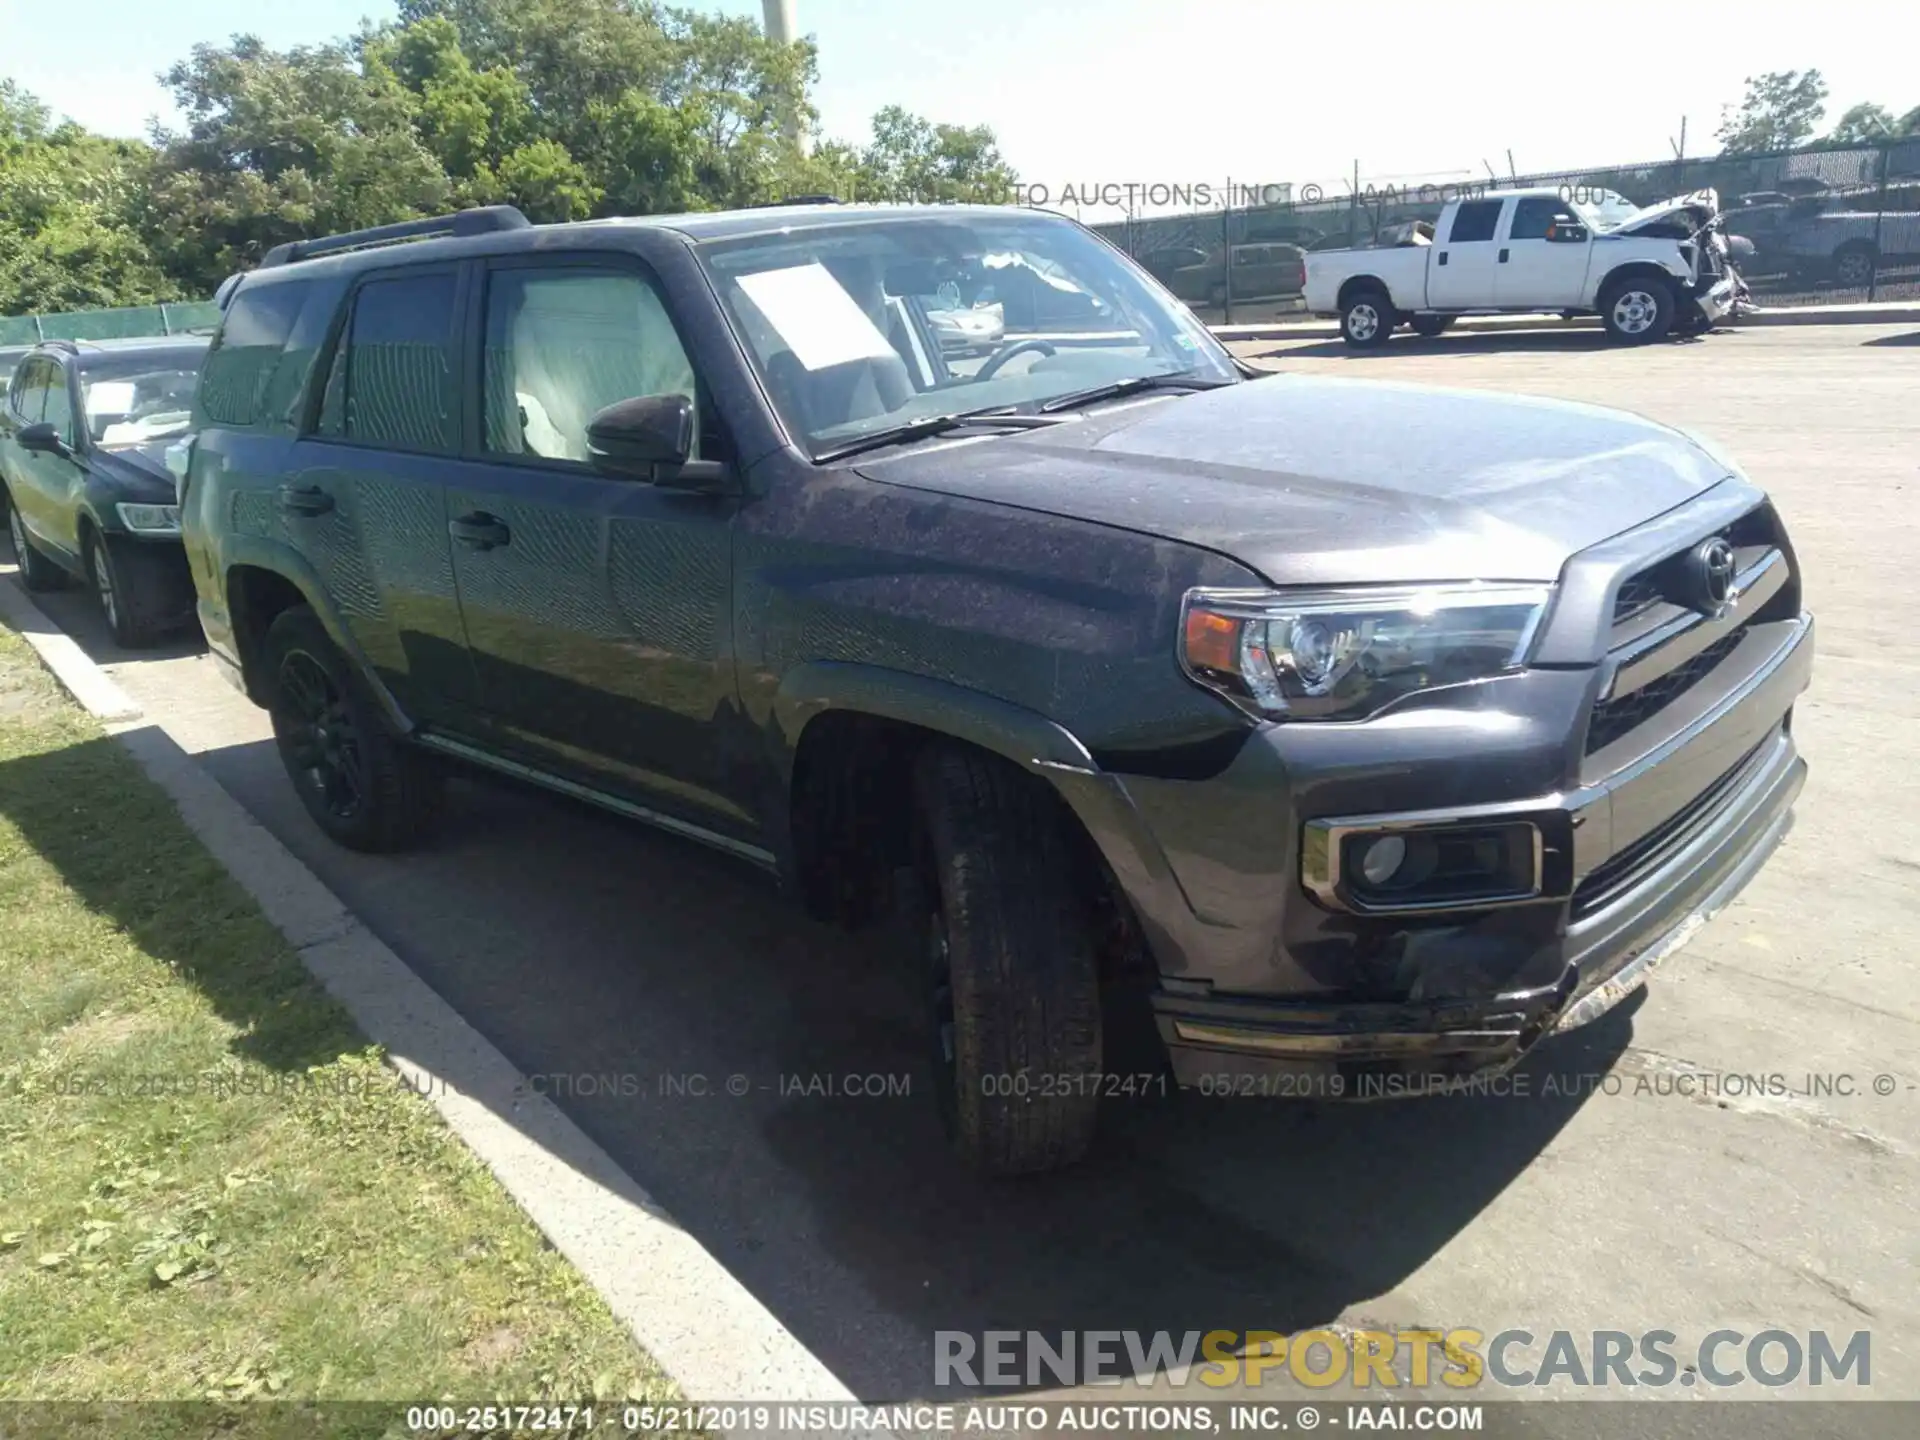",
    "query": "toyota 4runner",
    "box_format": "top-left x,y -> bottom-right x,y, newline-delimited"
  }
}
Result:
181,203 -> 1813,1175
